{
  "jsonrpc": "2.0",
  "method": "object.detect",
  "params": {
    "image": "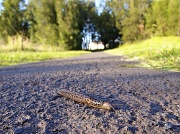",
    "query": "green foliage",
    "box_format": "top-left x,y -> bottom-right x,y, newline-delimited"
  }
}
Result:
106,36 -> 180,71
156,49 -> 180,69
95,10 -> 119,45
0,0 -> 180,50
145,0 -> 180,37
25,0 -> 99,50
0,50 -> 88,67
152,0 -> 169,36
167,0 -> 180,36
108,0 -> 180,42
108,0 -> 149,42
0,0 -> 29,50
0,0 -> 27,39
27,0 -> 59,46
0,0 -> 99,50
